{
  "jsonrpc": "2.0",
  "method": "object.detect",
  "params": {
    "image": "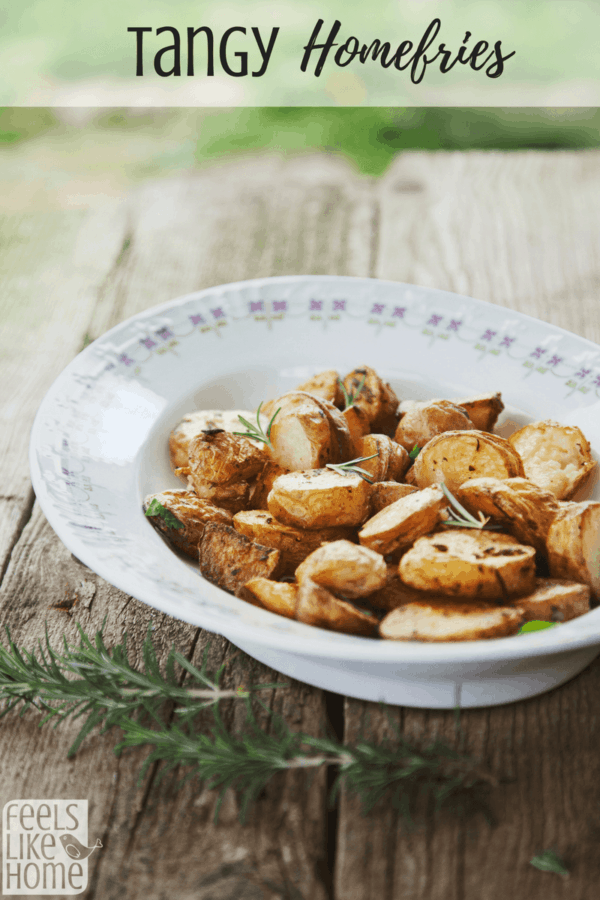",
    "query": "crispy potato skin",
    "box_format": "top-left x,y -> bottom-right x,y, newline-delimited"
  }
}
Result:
267,468 -> 372,528
453,393 -> 504,432
199,523 -> 282,595
169,409 -> 264,470
296,370 -> 344,407
233,510 -> 355,574
188,431 -> 266,485
547,502 -> 600,602
295,578 -> 378,636
242,578 -> 298,619
295,540 -> 387,599
512,577 -> 590,623
343,366 -> 399,435
143,490 -> 232,558
370,482 -> 418,515
379,600 -> 523,642
359,486 -> 446,556
399,529 -> 536,601
508,420 -> 596,500
343,405 -> 371,456
394,400 -> 475,451
457,476 -> 560,557
412,430 -> 524,492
